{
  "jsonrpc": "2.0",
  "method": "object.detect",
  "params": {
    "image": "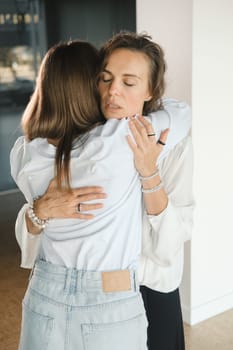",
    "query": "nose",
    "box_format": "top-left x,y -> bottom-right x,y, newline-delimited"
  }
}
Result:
108,80 -> 120,96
